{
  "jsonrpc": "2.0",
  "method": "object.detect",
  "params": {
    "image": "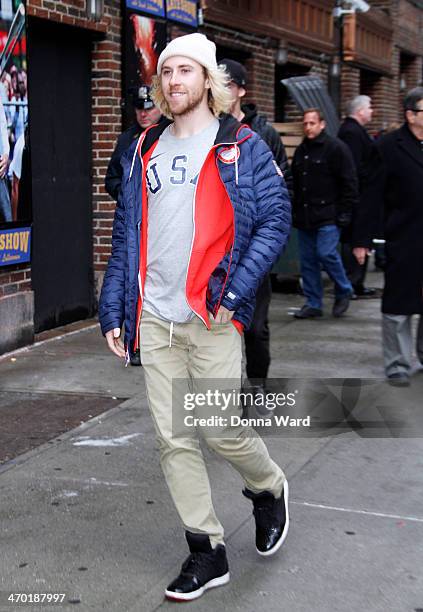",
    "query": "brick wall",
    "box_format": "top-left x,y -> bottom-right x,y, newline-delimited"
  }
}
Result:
397,0 -> 423,56
90,1 -> 122,301
0,0 -> 122,352
364,0 -> 423,128
203,24 -> 277,121
203,24 -> 335,125
0,1 -> 122,313
341,64 -> 360,113
0,267 -> 32,300
281,47 -> 330,123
